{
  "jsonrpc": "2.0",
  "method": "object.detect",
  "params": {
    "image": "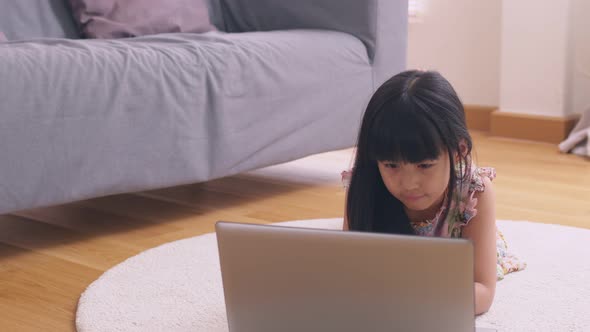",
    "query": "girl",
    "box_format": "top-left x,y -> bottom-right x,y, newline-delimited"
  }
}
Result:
342,70 -> 525,315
